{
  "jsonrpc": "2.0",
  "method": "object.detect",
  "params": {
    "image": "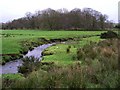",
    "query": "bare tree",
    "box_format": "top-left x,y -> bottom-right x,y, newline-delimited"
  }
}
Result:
3,8 -> 113,30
